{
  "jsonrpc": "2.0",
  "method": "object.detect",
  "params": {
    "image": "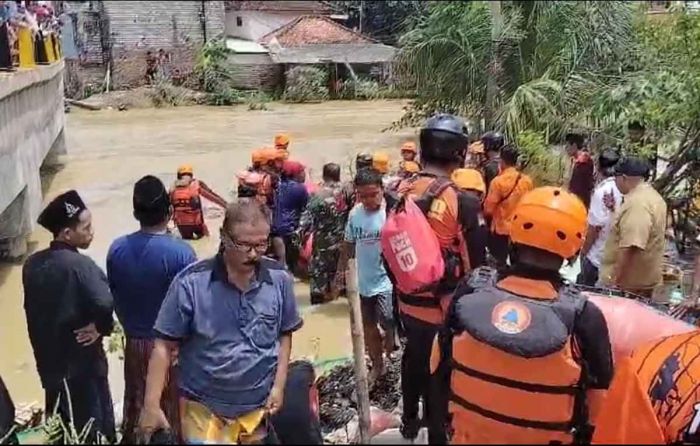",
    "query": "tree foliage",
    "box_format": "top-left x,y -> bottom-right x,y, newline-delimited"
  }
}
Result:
396,1 -> 637,138
329,0 -> 429,45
